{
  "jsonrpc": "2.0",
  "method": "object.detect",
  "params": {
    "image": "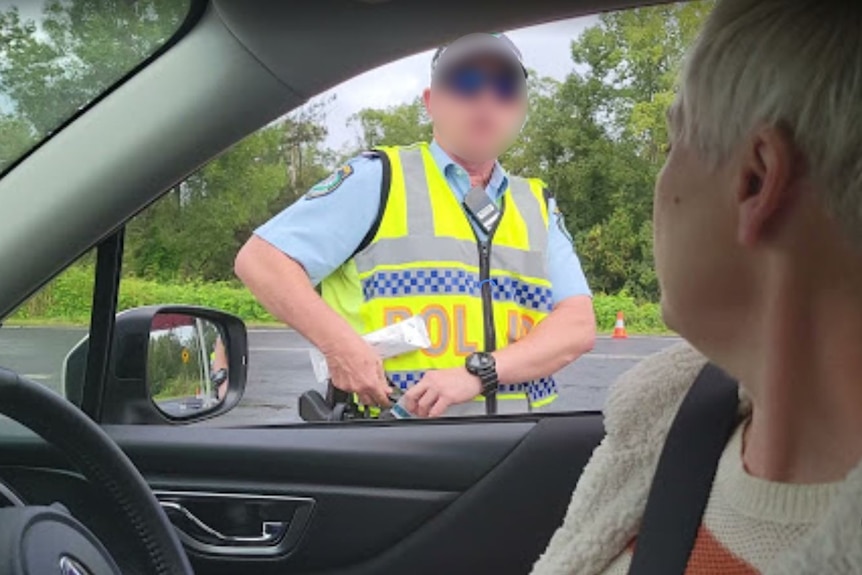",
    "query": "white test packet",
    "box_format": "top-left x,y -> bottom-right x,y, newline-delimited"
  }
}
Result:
309,315 -> 431,384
